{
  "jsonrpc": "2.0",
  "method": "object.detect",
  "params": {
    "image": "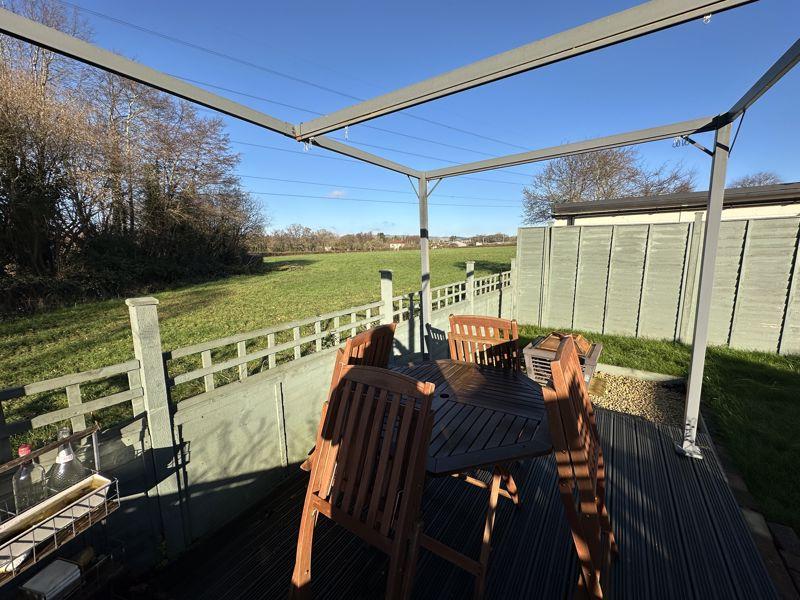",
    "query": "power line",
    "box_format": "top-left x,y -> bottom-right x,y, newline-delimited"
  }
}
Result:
56,0 -> 532,152
329,137 -> 533,178
178,76 -> 504,159
242,191 -> 521,209
227,139 -> 527,186
235,174 -> 517,202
